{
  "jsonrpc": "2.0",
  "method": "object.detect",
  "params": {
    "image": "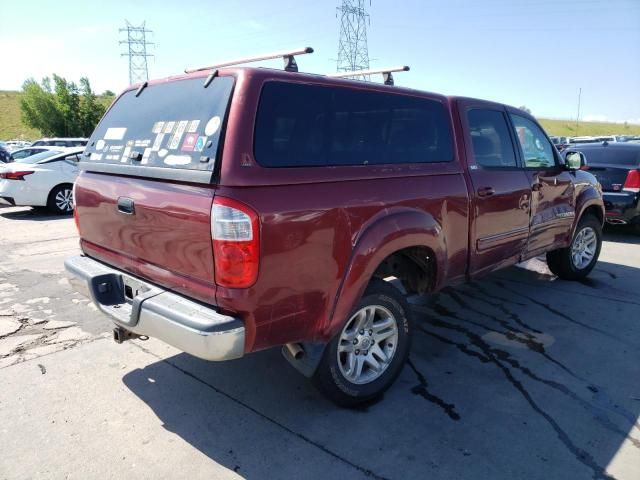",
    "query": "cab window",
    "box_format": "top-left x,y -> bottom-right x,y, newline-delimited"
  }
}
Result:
510,114 -> 555,168
467,109 -> 518,168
